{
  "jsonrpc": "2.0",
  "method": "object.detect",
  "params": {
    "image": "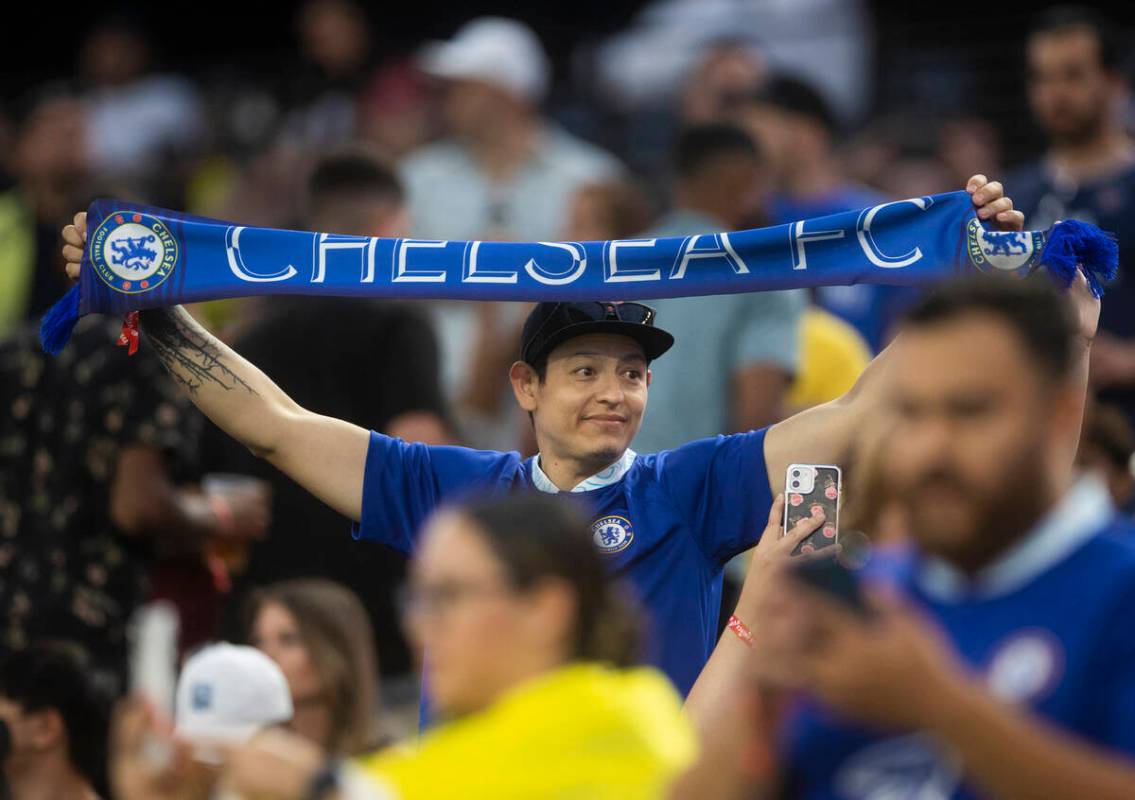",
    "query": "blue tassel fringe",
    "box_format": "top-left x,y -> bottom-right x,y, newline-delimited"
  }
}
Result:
1040,219 -> 1119,298
39,284 -> 82,355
